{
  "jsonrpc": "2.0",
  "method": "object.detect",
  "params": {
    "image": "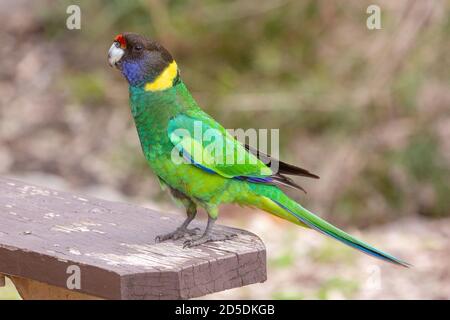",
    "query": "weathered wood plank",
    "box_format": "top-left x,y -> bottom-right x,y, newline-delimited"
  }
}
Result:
0,177 -> 266,299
